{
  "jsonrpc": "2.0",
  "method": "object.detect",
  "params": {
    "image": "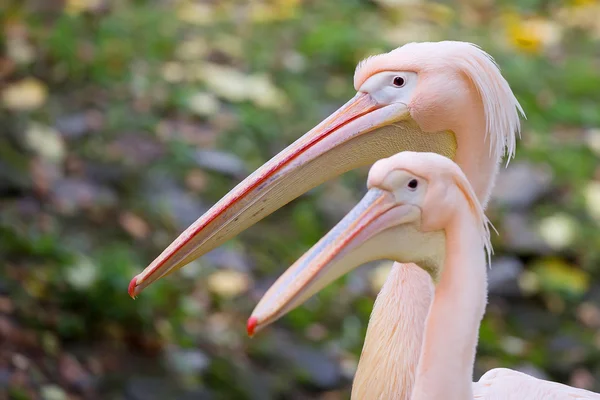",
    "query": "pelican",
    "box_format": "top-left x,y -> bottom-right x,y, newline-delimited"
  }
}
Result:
250,151 -> 600,399
129,41 -> 523,397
